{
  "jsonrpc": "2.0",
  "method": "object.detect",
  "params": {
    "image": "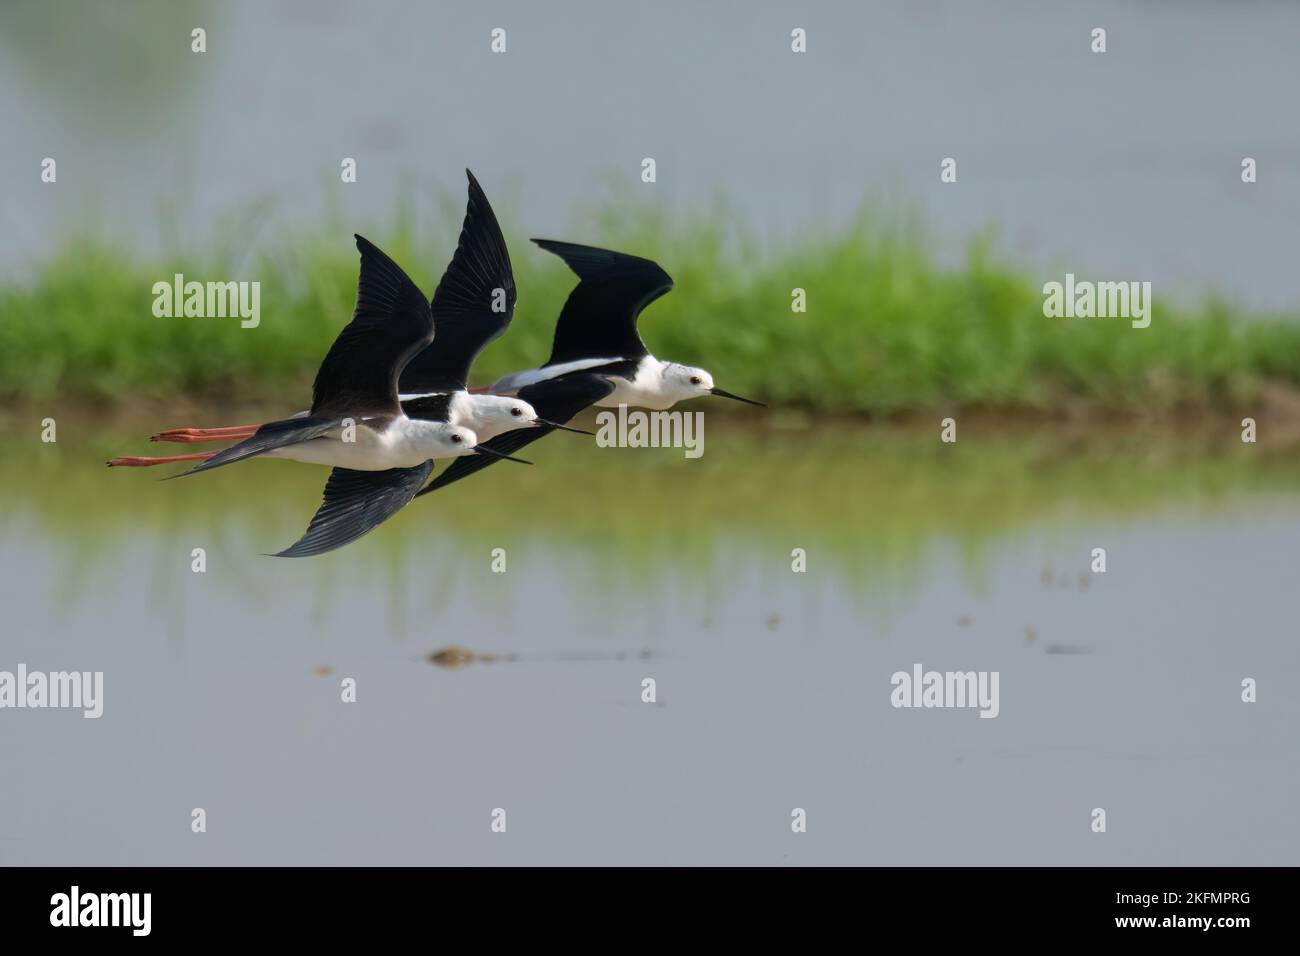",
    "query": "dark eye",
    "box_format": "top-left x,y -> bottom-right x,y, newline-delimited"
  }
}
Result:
450,433 -> 463,444
511,407 -> 523,417
690,376 -> 702,385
